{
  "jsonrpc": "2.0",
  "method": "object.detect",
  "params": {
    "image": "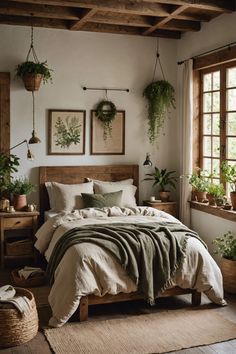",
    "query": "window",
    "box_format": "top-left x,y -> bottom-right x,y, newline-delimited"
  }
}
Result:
200,62 -> 236,191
